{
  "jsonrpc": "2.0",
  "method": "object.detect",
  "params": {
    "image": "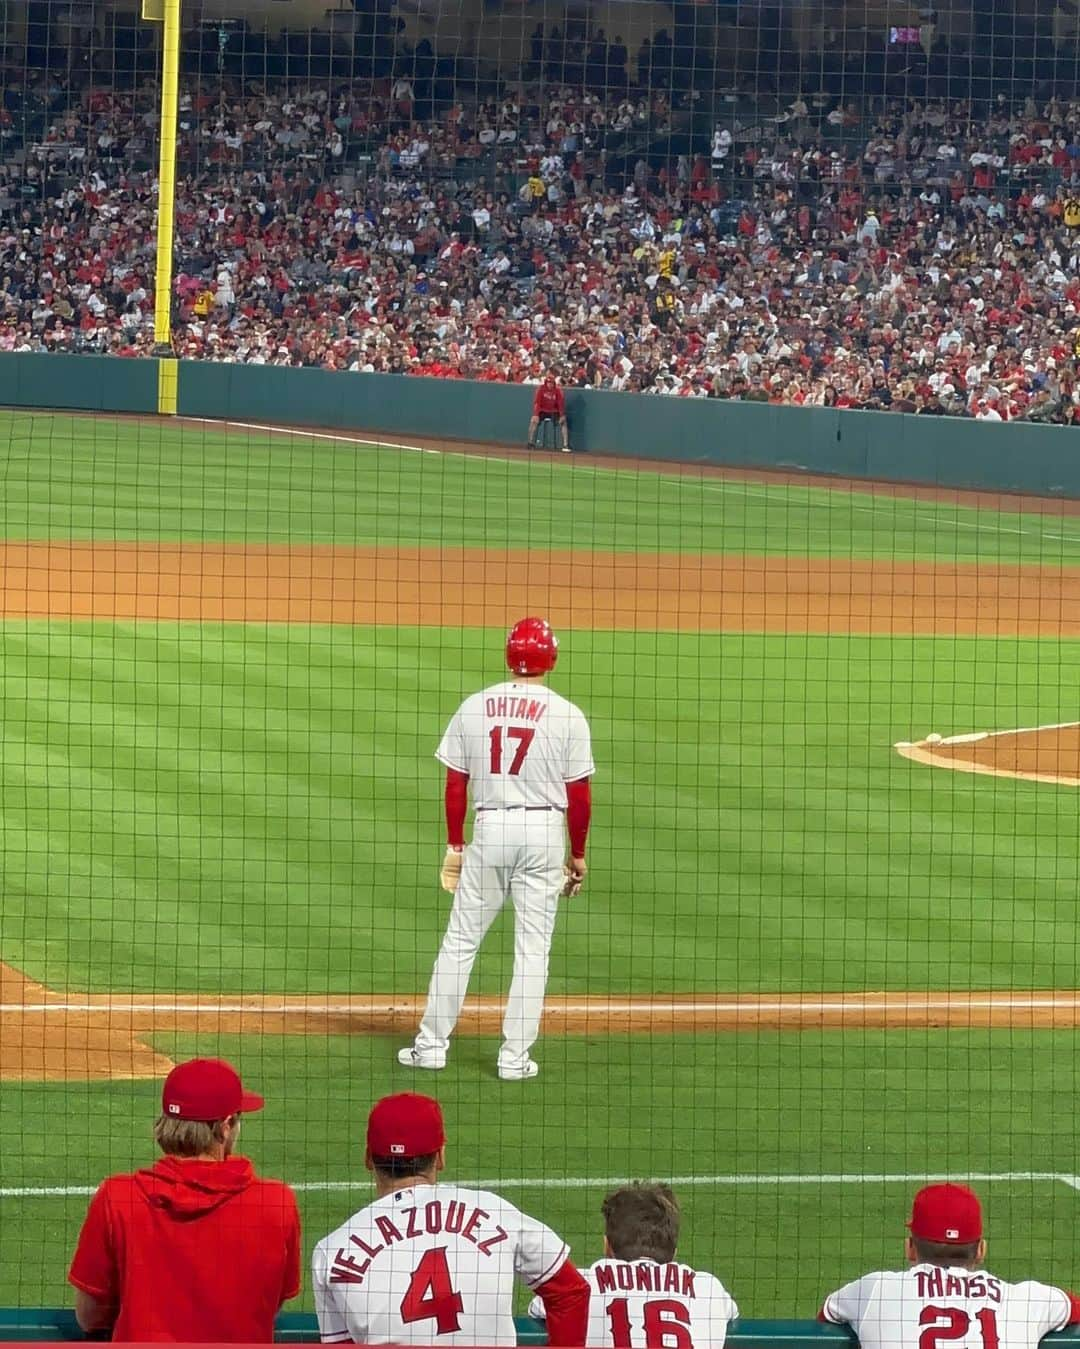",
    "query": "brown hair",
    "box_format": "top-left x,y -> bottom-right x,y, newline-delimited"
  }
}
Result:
602,1183 -> 681,1263
153,1115 -> 231,1157
912,1237 -> 981,1267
